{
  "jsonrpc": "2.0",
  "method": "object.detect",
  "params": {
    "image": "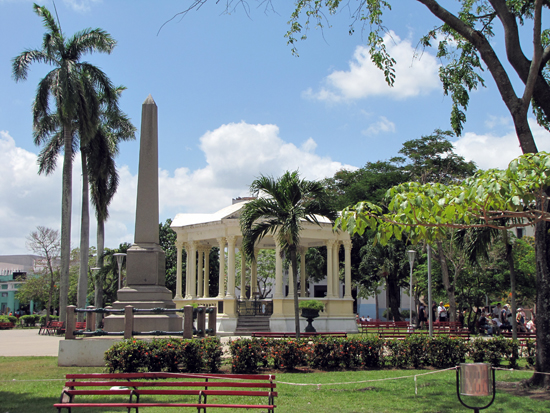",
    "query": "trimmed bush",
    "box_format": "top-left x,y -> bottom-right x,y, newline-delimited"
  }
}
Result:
105,337 -> 223,373
271,339 -> 308,370
20,314 -> 40,327
39,315 -> 59,325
